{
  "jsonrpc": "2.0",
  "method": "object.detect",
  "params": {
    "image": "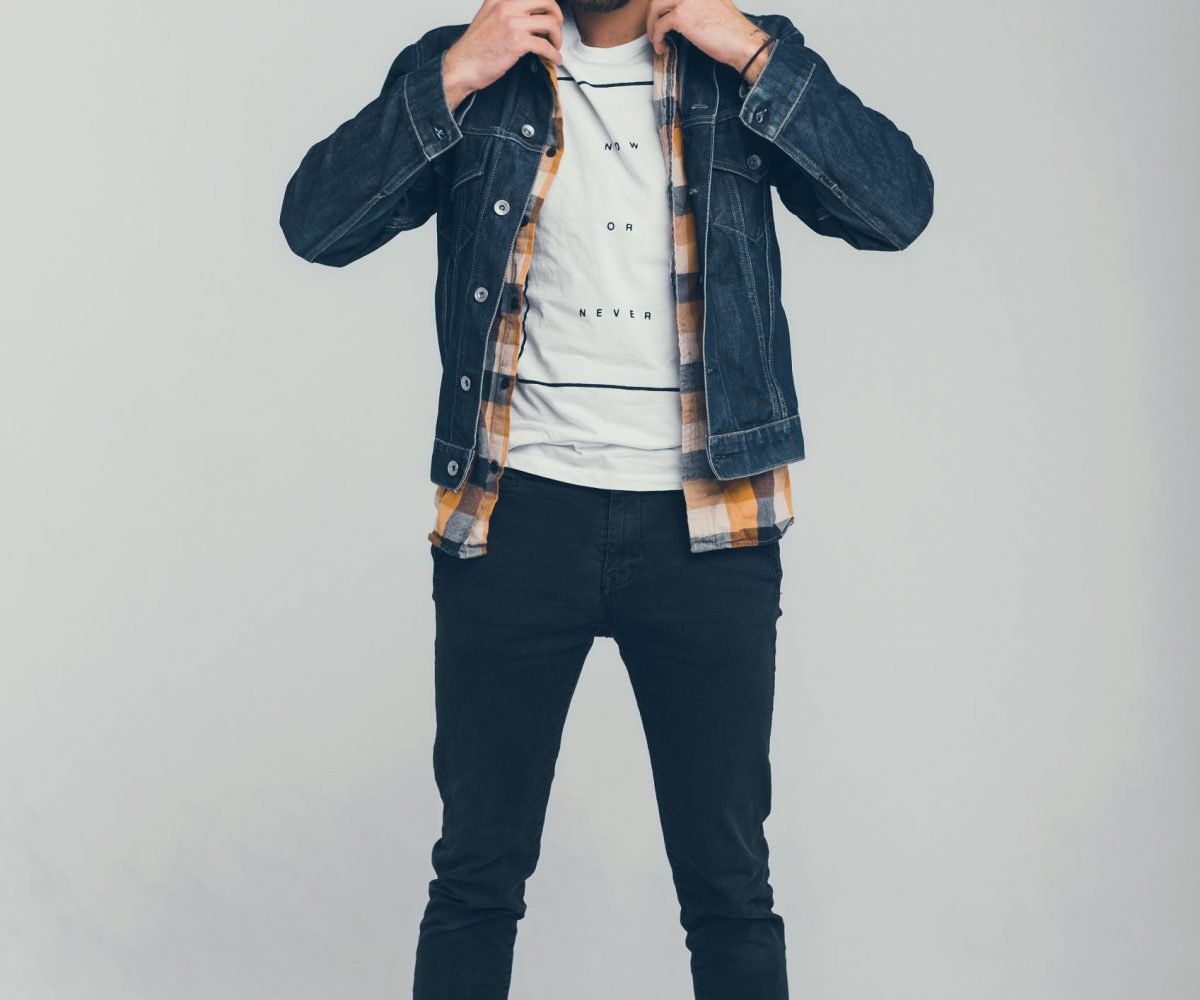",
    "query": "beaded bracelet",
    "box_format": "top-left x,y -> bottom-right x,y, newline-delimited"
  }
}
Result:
739,32 -> 775,84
